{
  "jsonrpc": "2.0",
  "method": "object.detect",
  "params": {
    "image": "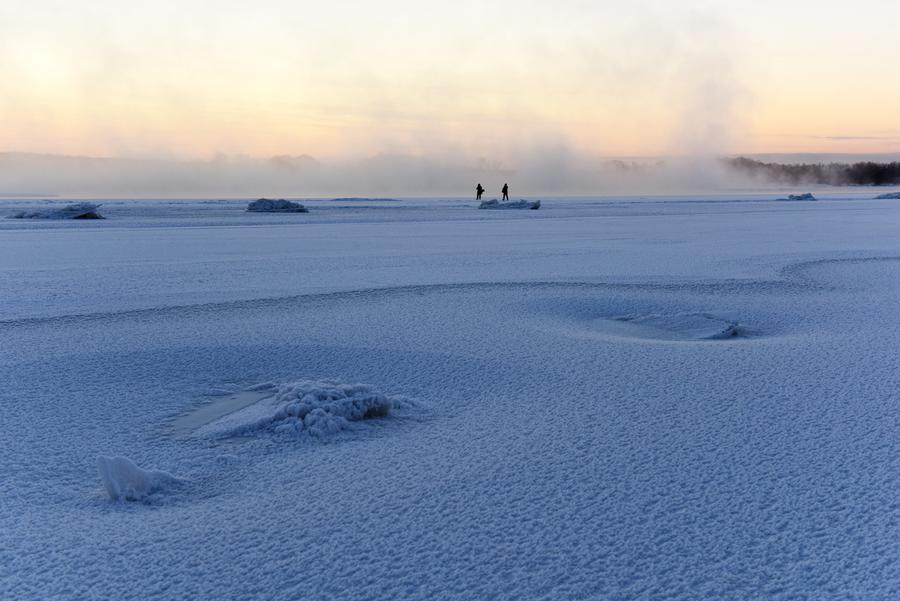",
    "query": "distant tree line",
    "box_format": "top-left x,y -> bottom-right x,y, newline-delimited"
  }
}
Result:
725,157 -> 900,186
